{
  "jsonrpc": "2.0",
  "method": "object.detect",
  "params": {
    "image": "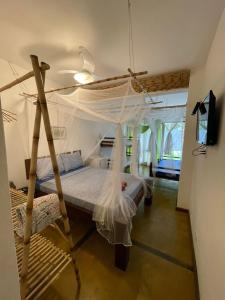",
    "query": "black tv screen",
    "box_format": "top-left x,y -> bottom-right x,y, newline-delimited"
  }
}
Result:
197,90 -> 216,145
